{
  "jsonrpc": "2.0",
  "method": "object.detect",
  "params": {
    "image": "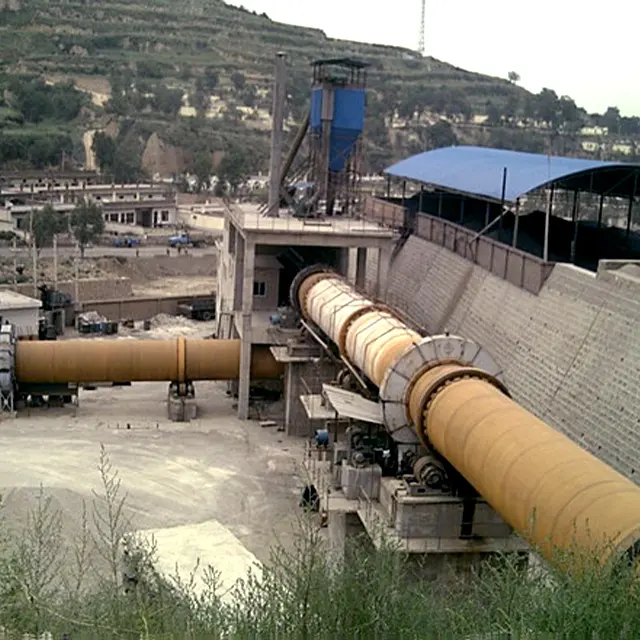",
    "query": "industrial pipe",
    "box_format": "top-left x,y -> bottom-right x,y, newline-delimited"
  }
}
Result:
294,267 -> 640,569
15,339 -> 283,384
